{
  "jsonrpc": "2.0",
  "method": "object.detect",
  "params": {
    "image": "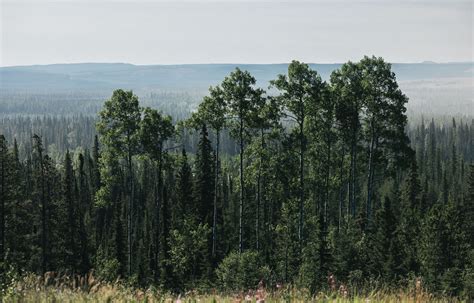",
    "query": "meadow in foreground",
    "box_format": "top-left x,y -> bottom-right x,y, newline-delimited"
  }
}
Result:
1,272 -> 464,303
